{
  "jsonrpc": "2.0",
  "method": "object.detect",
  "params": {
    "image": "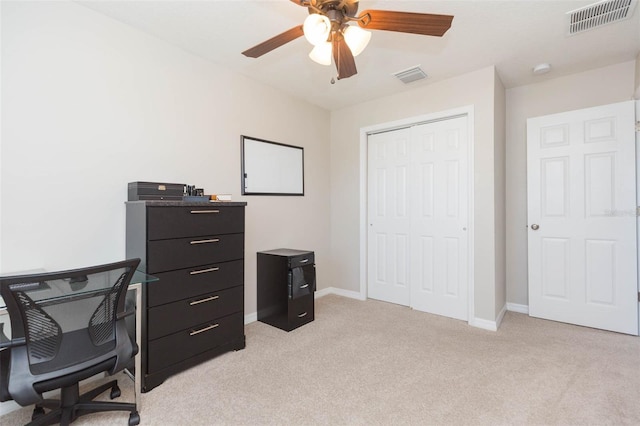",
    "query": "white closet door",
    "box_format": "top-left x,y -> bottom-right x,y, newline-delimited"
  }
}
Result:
527,100 -> 637,335
367,115 -> 469,320
409,117 -> 469,320
367,128 -> 412,306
